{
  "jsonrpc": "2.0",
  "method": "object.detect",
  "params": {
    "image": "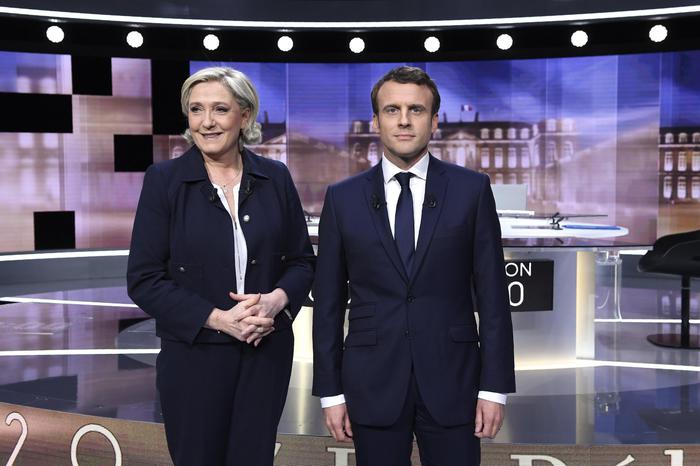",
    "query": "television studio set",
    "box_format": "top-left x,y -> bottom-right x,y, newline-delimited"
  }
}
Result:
0,0 -> 699,465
